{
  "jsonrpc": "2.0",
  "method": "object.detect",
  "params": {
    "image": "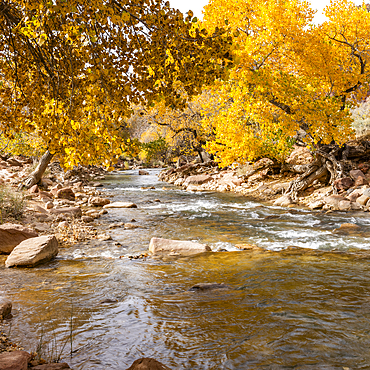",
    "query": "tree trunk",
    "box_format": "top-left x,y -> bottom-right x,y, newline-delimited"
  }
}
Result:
285,138 -> 370,201
20,150 -> 54,189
